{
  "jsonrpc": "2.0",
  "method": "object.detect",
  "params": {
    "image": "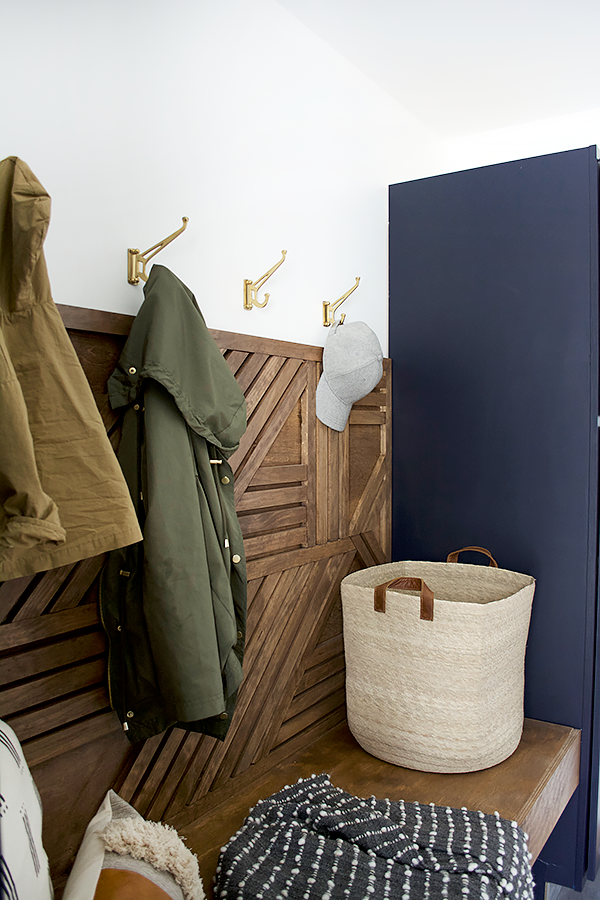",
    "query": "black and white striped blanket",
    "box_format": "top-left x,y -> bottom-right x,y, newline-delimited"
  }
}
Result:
215,774 -> 534,899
